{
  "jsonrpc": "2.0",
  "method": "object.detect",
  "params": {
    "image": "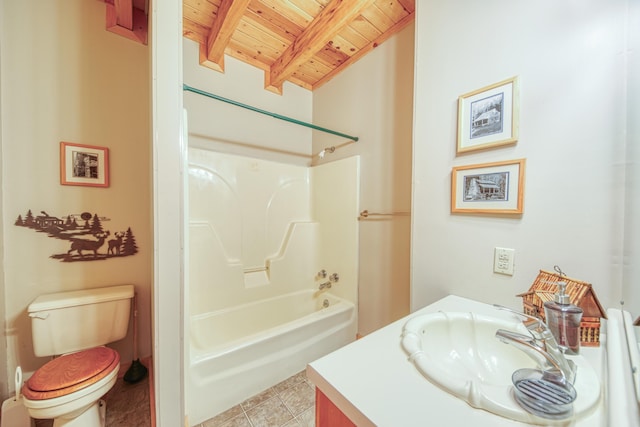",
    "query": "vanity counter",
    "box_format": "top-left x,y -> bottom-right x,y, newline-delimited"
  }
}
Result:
306,295 -> 606,427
